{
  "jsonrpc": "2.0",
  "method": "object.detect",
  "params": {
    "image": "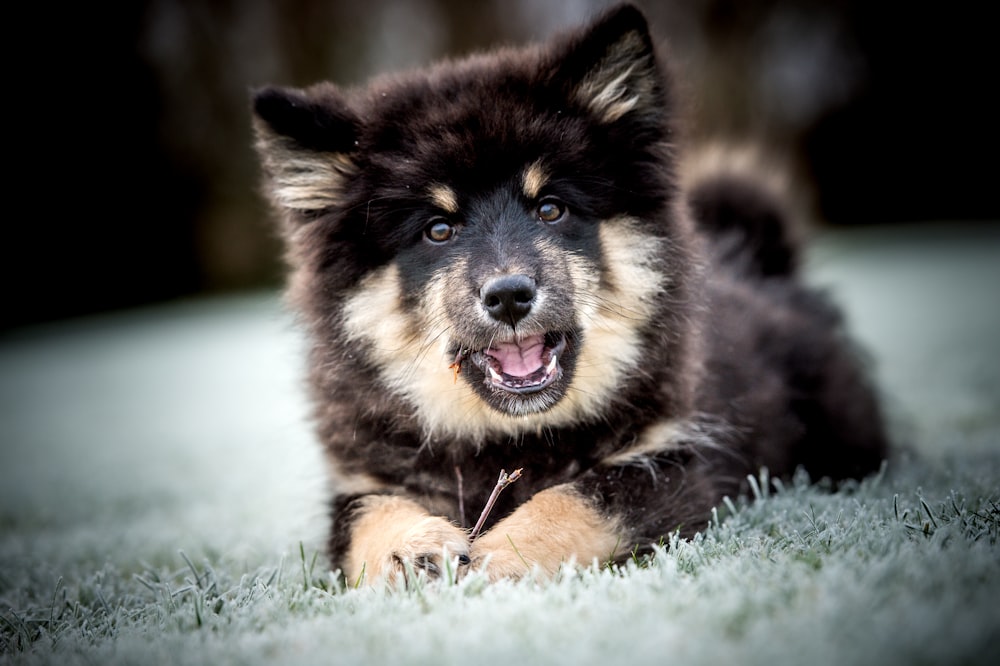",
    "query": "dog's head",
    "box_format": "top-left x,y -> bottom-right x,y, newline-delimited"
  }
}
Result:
252,4 -> 696,441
